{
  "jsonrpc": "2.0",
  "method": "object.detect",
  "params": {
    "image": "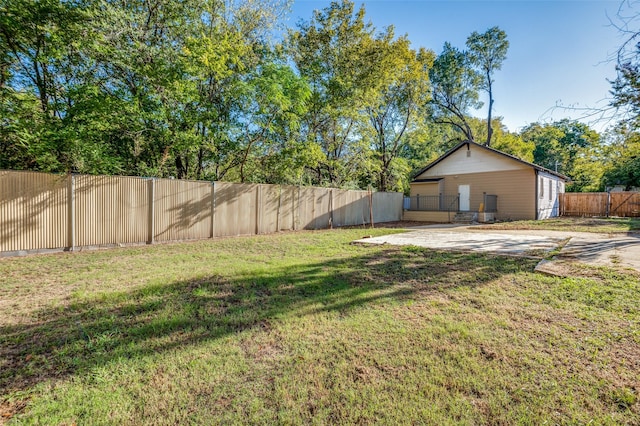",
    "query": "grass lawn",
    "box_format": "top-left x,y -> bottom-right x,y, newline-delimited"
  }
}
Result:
477,217 -> 640,234
1,229 -> 639,424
